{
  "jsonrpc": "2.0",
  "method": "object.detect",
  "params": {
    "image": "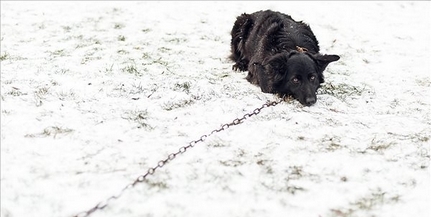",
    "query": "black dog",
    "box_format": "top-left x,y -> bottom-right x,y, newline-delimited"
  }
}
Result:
230,10 -> 340,106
